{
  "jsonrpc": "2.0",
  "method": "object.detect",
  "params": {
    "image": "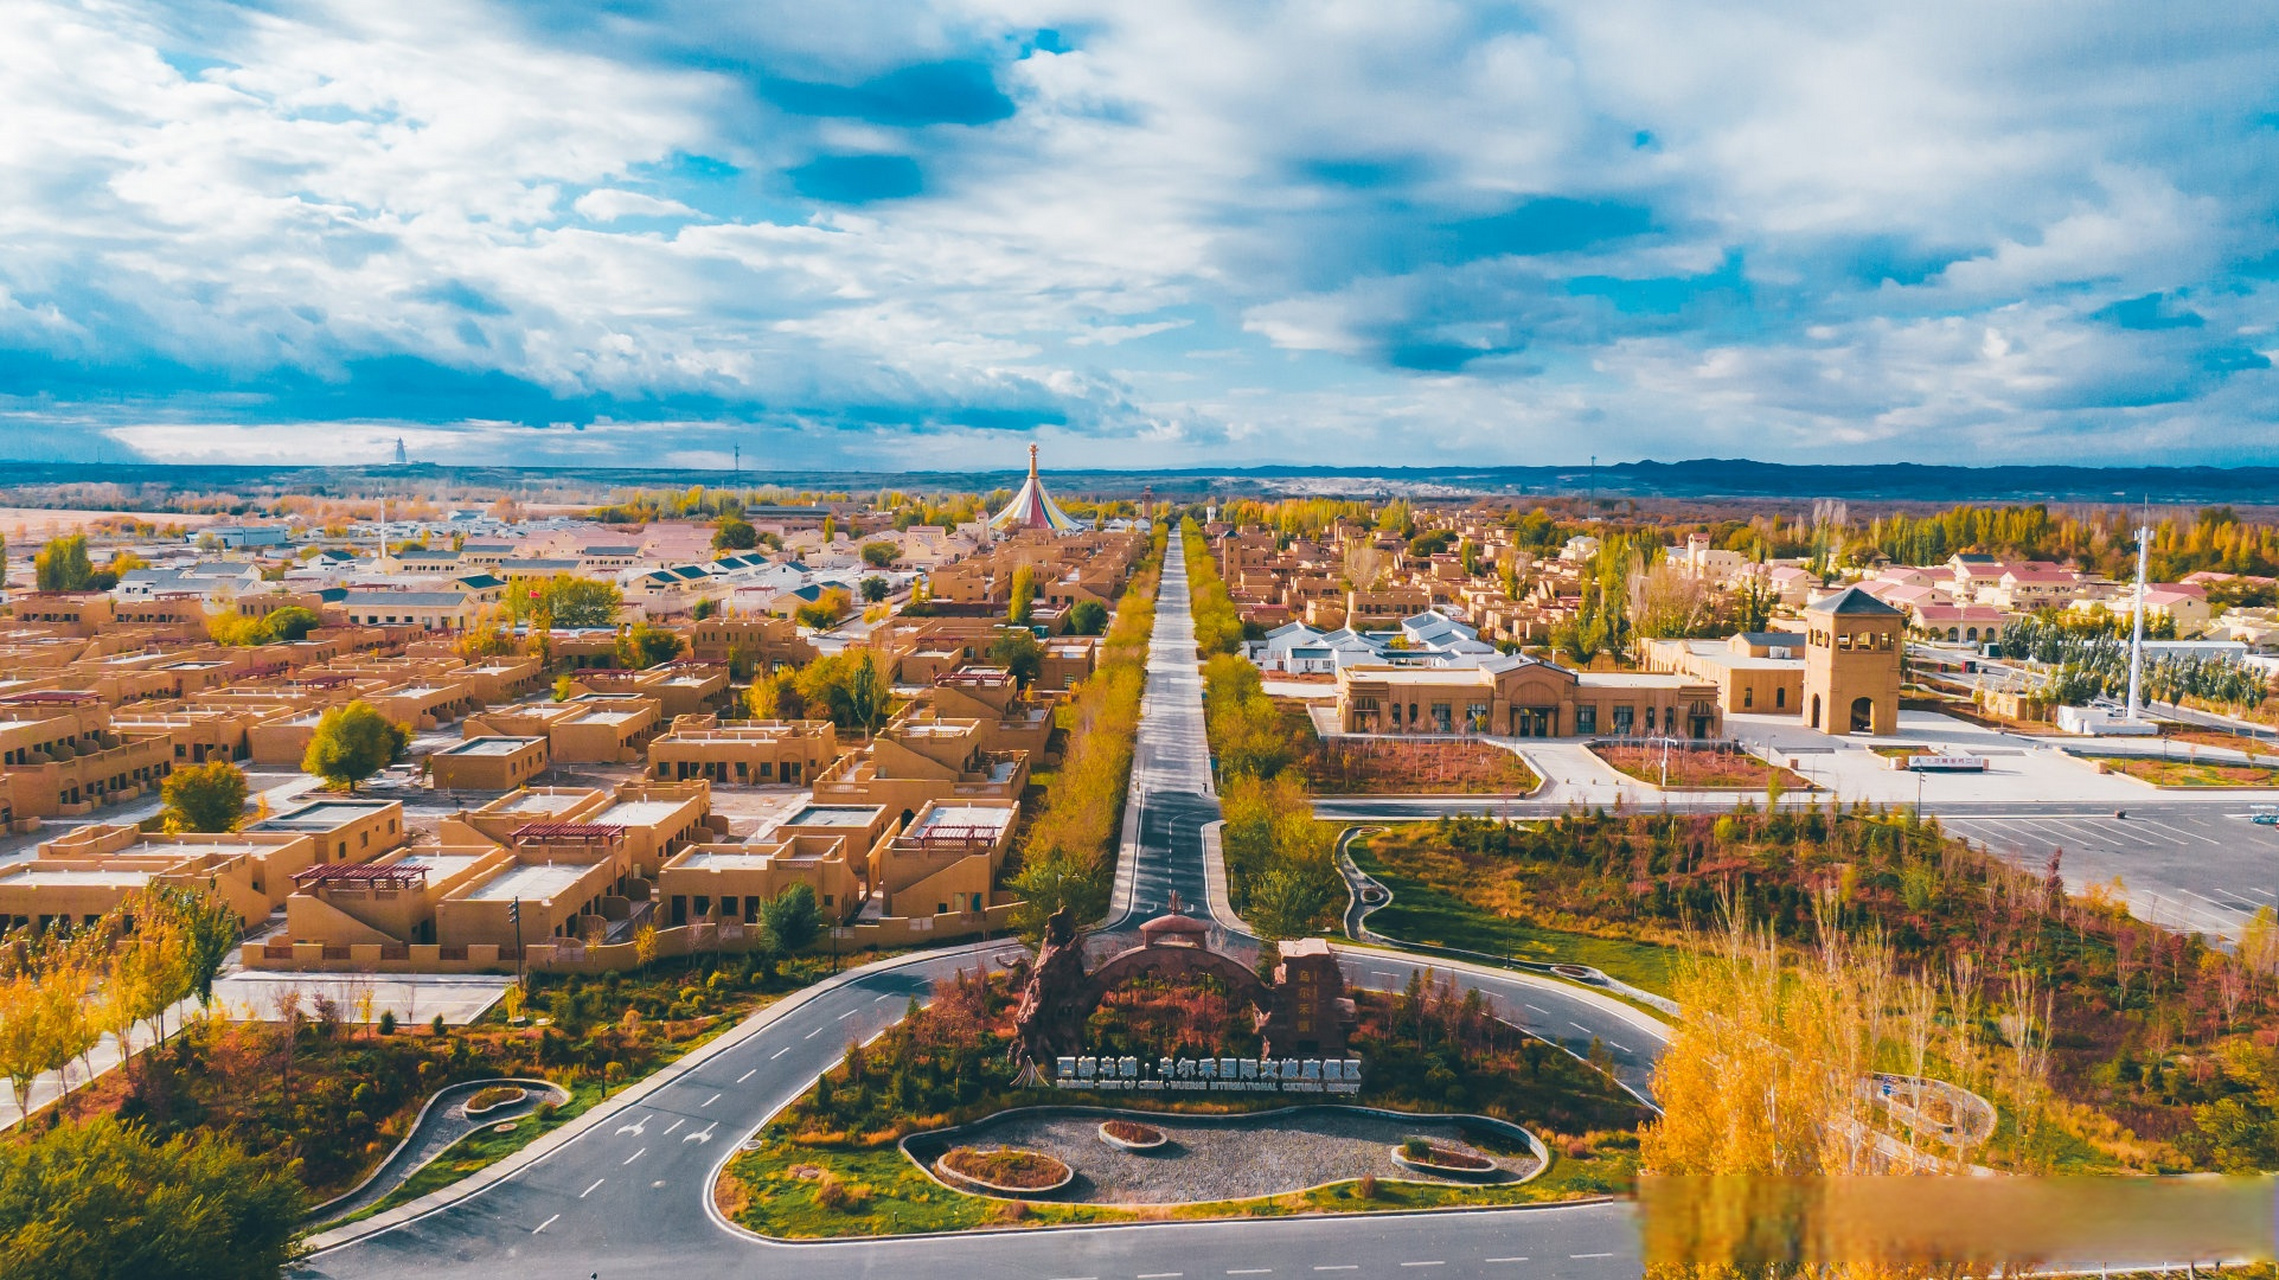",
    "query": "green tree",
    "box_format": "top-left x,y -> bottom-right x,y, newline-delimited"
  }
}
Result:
859,575 -> 888,603
159,760 -> 248,833
265,606 -> 322,642
860,541 -> 897,568
32,535 -> 94,592
744,668 -> 805,720
713,519 -> 759,552
987,628 -> 1044,689
506,574 -> 622,628
795,588 -> 851,629
300,700 -> 409,792
0,1115 -> 304,1280
618,622 -> 683,668
1067,599 -> 1109,635
794,649 -> 890,732
153,886 -> 243,1010
761,883 -> 823,953
1007,564 -> 1036,626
